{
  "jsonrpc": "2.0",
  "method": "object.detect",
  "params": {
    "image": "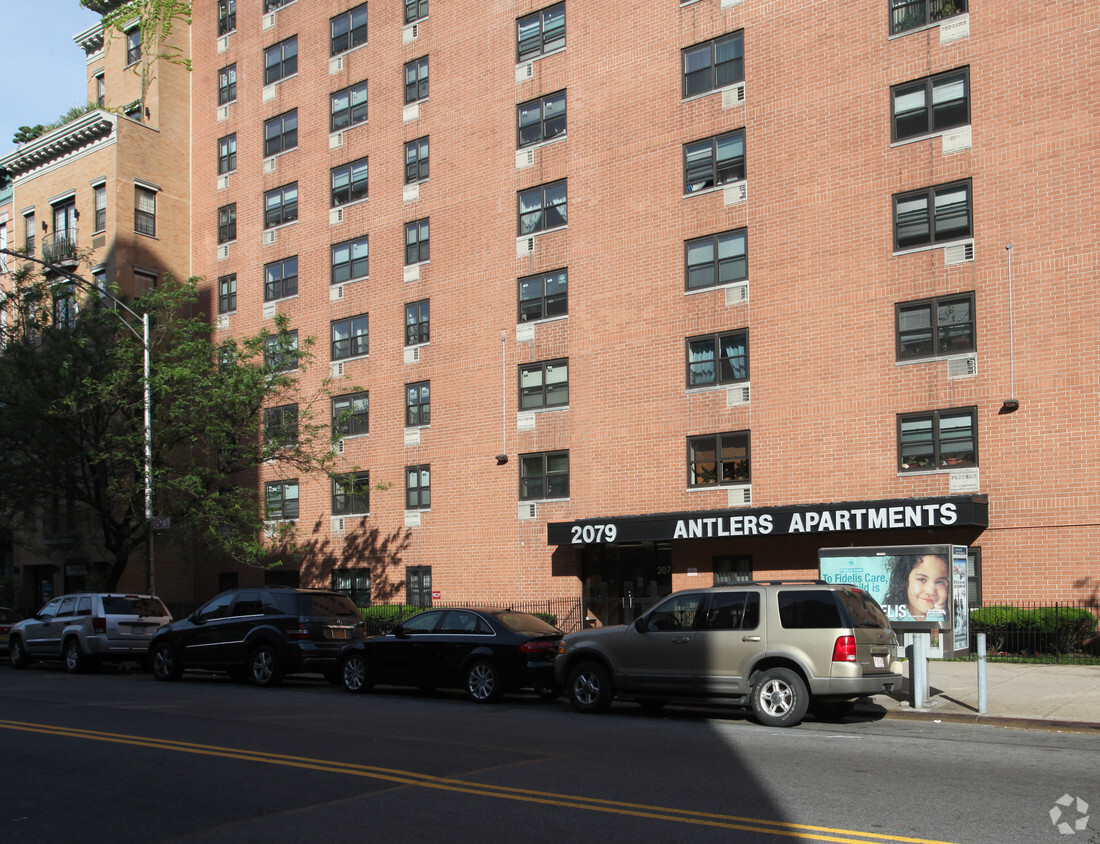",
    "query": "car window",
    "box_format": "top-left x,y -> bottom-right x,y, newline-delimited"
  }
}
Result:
439,611 -> 487,634
57,596 -> 78,616
76,597 -> 92,616
496,611 -> 560,635
38,599 -> 63,617
399,611 -> 443,634
837,588 -> 891,629
305,593 -> 361,619
644,593 -> 704,632
233,592 -> 263,616
702,591 -> 760,630
196,593 -> 236,622
777,590 -> 844,629
102,596 -> 169,617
